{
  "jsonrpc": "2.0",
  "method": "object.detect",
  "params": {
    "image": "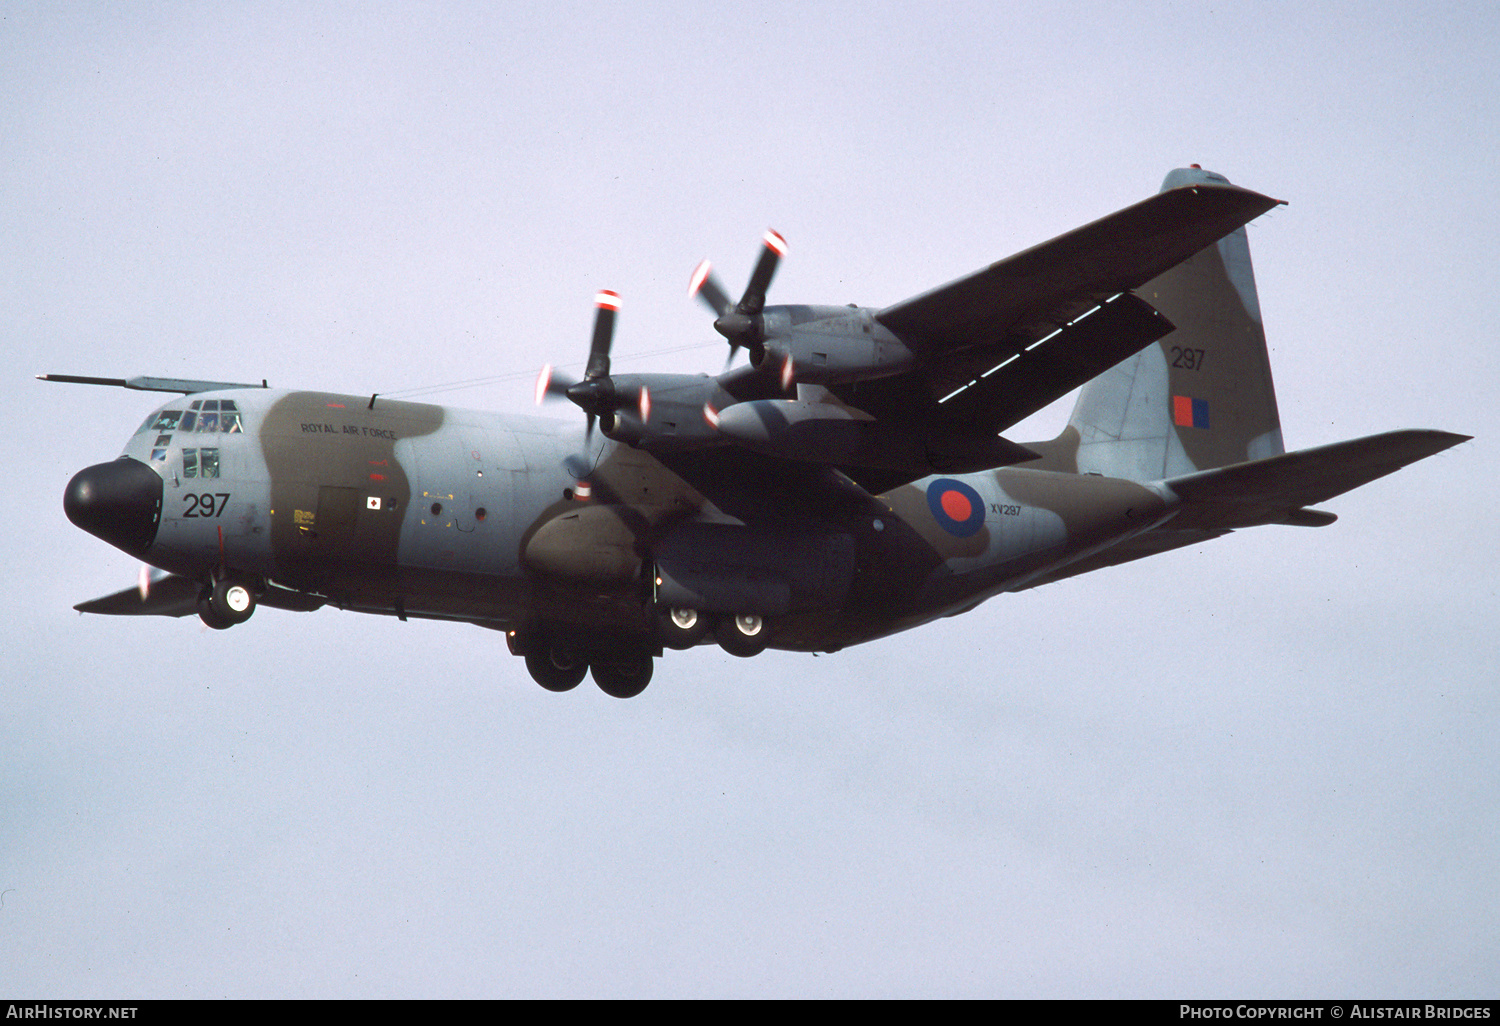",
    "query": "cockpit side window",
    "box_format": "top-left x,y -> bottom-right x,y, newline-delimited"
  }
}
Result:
150,411 -> 182,431
183,448 -> 198,478
199,447 -> 220,478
